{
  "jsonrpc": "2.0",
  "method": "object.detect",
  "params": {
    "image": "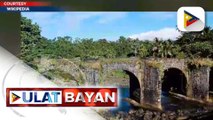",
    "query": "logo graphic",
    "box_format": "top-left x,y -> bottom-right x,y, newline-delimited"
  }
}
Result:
184,11 -> 199,28
178,7 -> 205,32
11,93 -> 20,102
7,88 -> 118,107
